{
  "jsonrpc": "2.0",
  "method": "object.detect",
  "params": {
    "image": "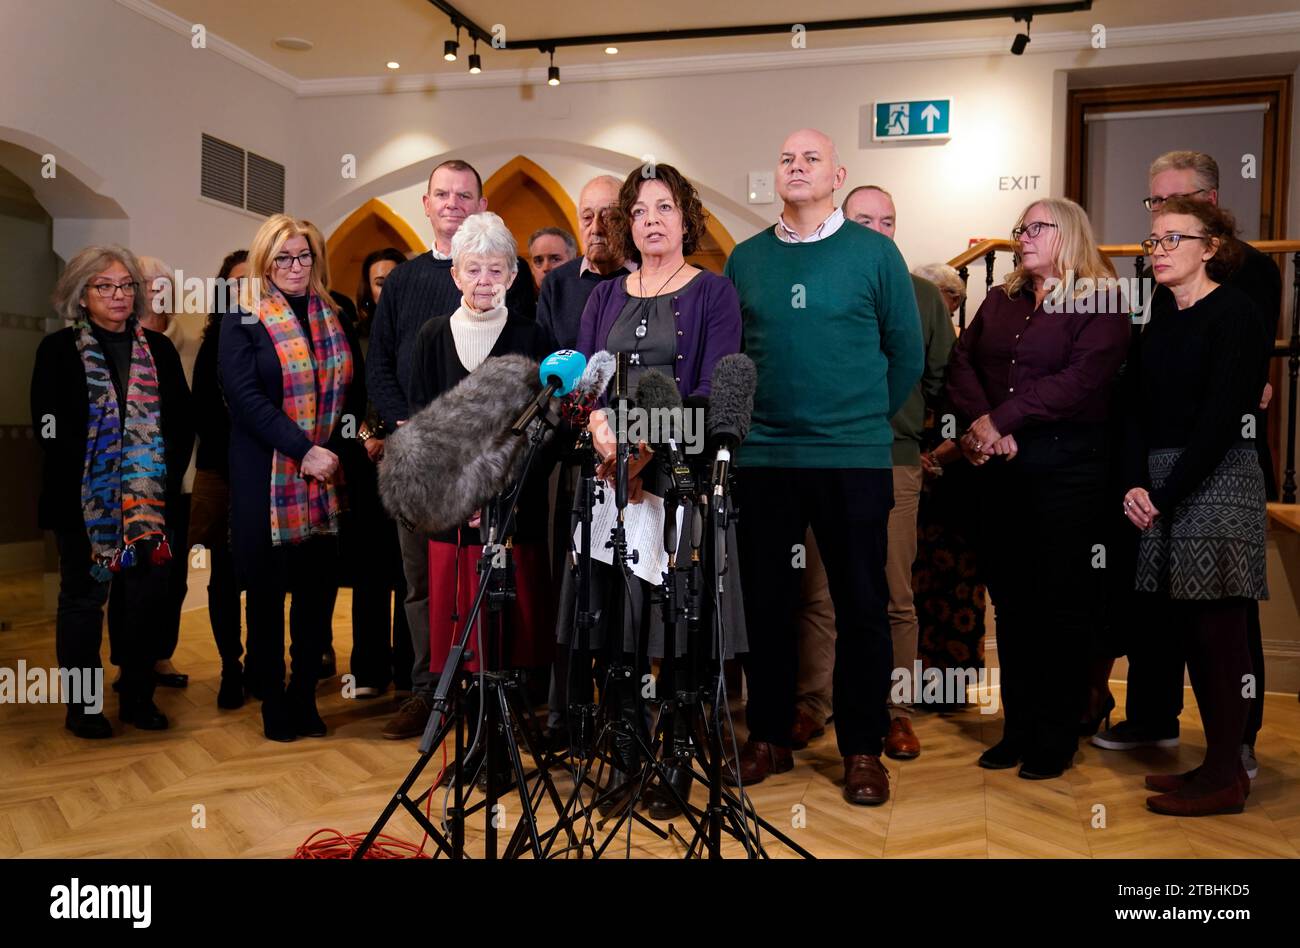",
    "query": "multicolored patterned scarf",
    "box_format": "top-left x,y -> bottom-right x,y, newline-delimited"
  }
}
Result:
77,317 -> 169,581
258,289 -> 353,544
